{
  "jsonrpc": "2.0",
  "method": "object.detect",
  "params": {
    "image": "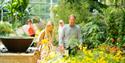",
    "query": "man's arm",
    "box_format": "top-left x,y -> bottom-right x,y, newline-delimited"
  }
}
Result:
77,25 -> 83,44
